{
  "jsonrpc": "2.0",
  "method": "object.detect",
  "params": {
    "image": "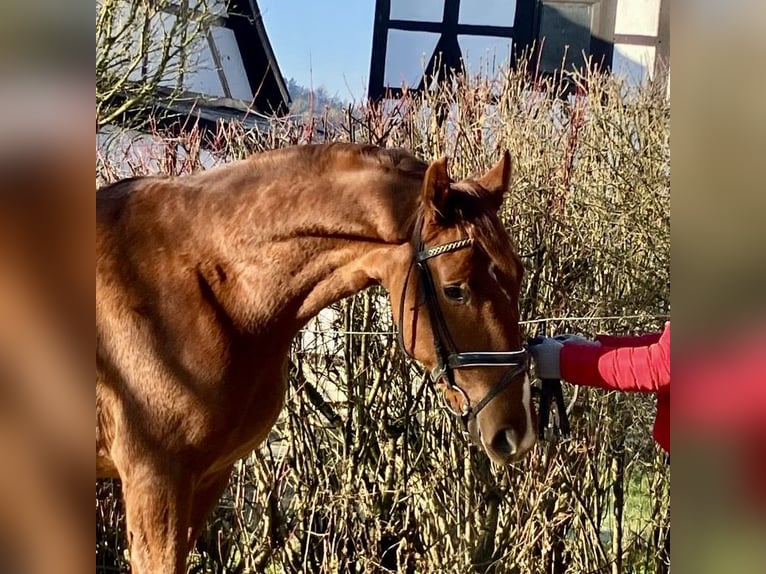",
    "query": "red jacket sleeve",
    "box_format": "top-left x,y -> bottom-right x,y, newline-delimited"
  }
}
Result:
561,323 -> 670,393
596,331 -> 662,347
